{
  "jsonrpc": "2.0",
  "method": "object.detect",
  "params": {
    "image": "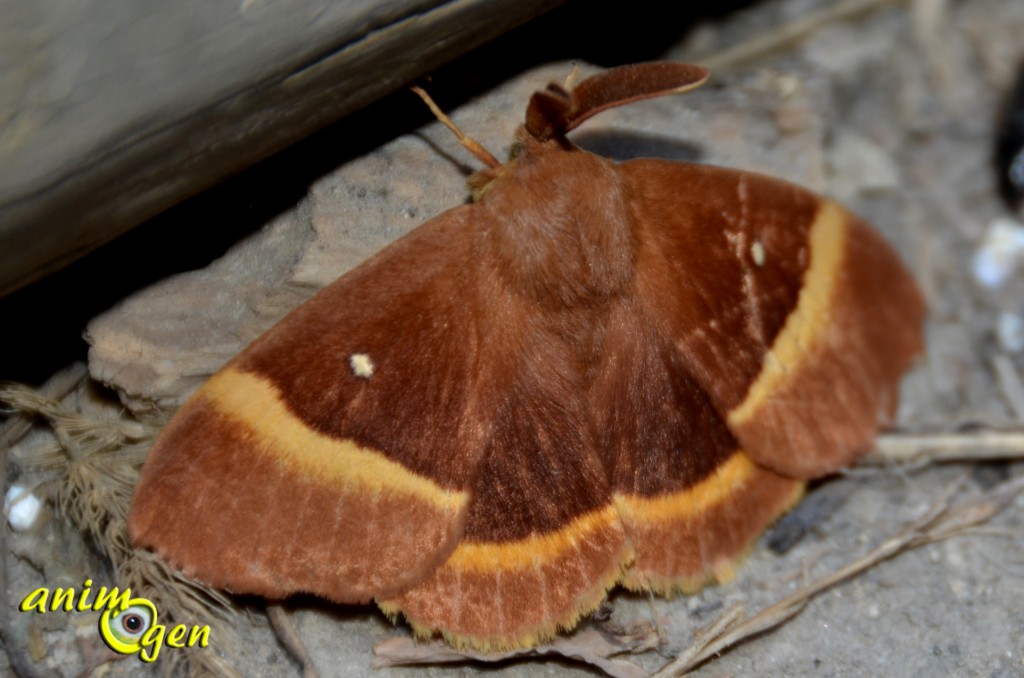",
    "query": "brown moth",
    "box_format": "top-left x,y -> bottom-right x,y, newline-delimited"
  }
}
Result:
129,62 -> 925,651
